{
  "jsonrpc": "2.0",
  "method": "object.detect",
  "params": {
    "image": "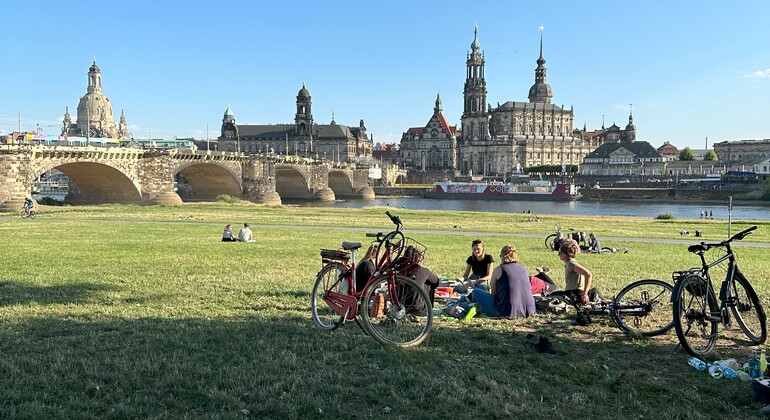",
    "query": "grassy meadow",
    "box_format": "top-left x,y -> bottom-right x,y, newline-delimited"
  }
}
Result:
2,203 -> 770,418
